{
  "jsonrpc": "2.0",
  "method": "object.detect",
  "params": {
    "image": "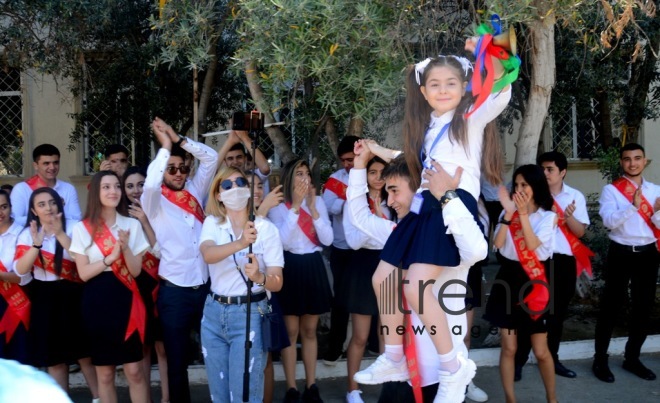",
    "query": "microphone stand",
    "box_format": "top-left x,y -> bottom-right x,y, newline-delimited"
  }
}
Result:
243,112 -> 264,402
